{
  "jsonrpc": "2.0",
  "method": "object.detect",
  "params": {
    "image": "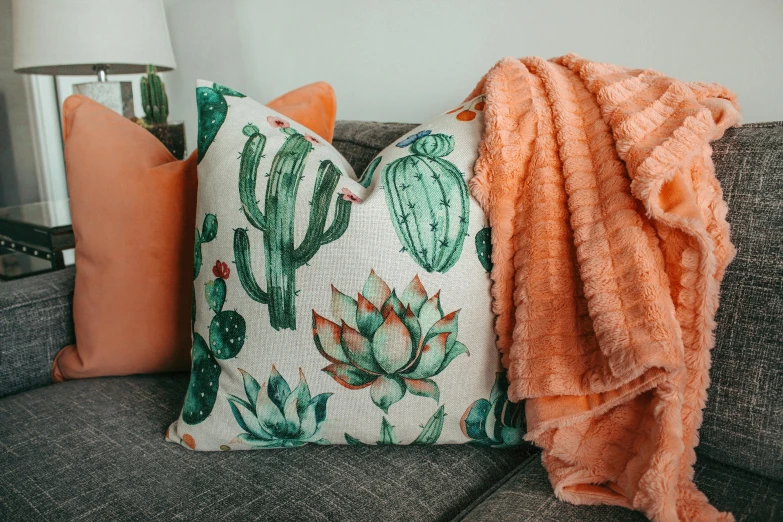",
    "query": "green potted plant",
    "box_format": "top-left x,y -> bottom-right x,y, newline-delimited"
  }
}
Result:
137,65 -> 186,159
